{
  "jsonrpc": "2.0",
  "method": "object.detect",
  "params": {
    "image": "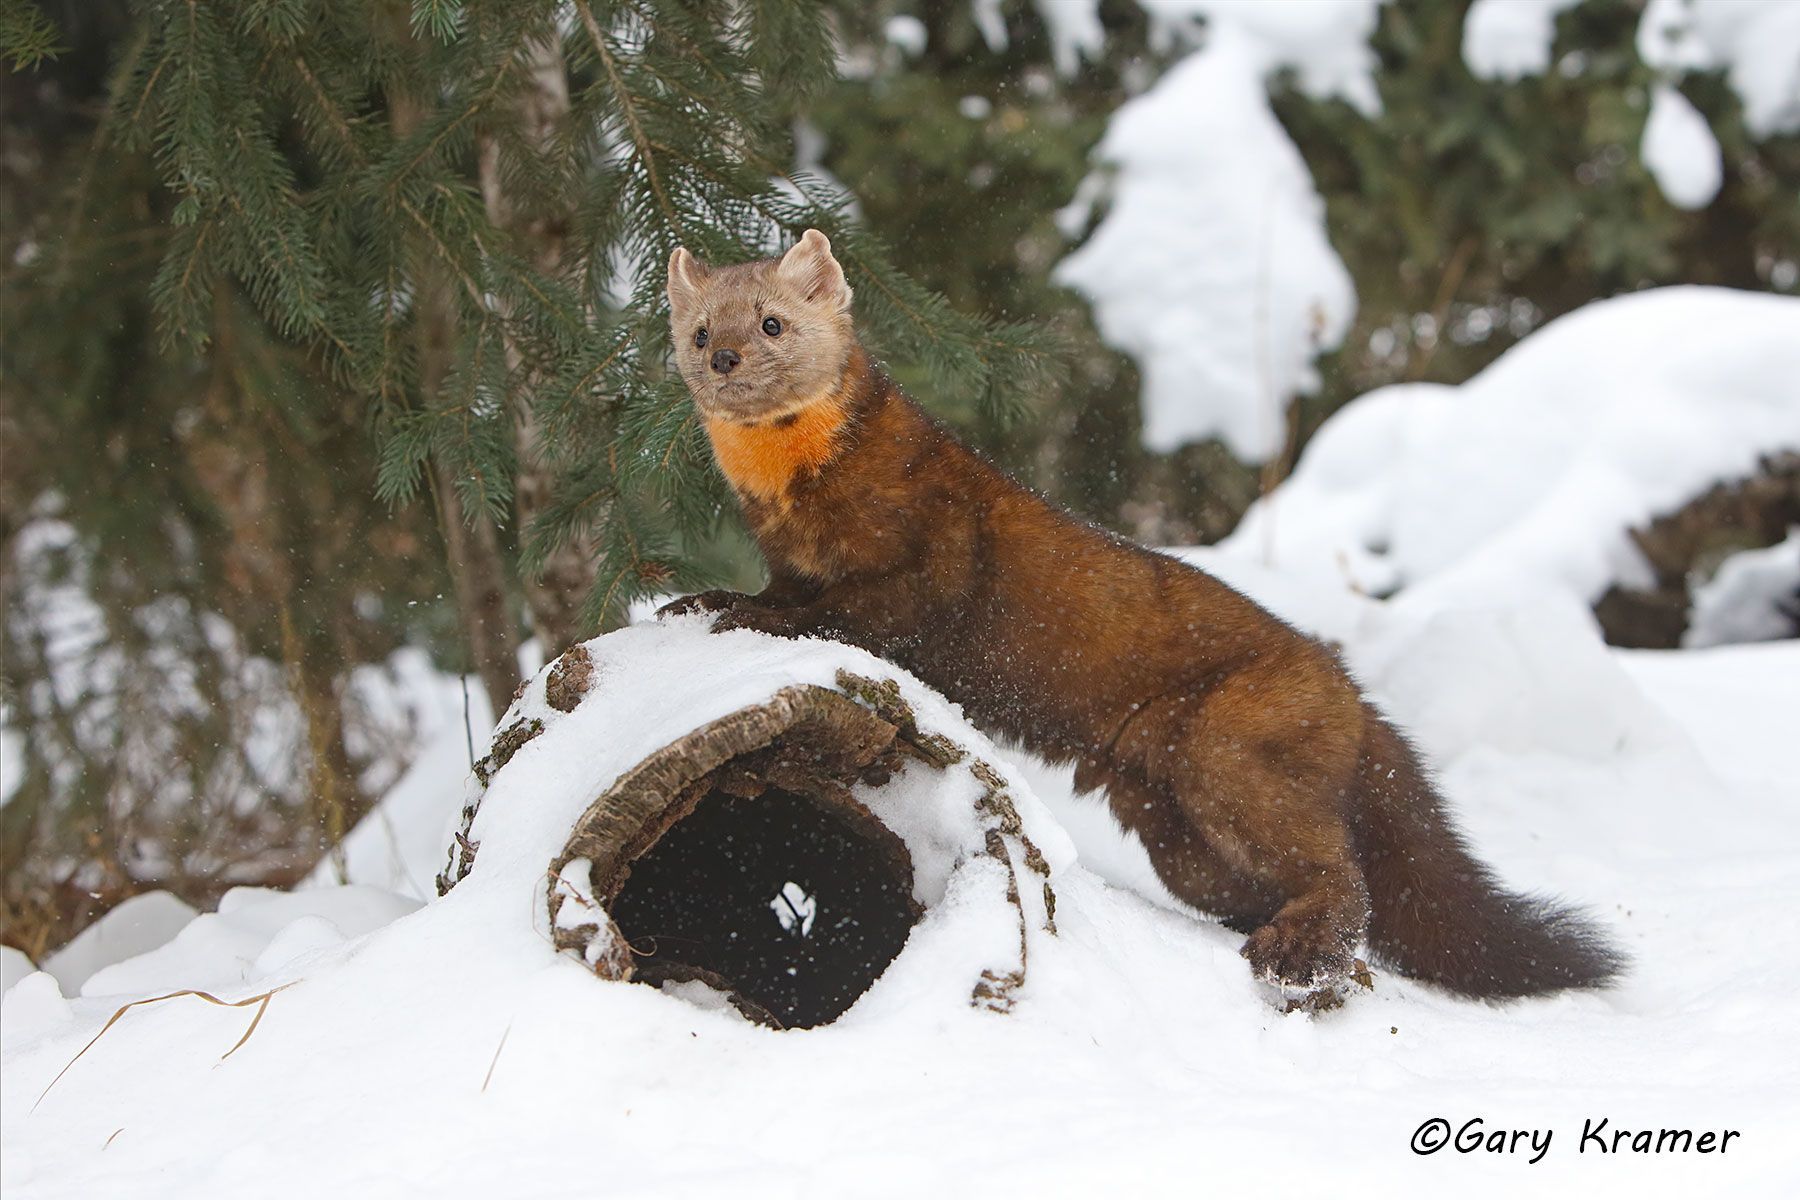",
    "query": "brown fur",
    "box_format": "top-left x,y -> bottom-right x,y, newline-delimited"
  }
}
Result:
662,232 -> 1622,999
